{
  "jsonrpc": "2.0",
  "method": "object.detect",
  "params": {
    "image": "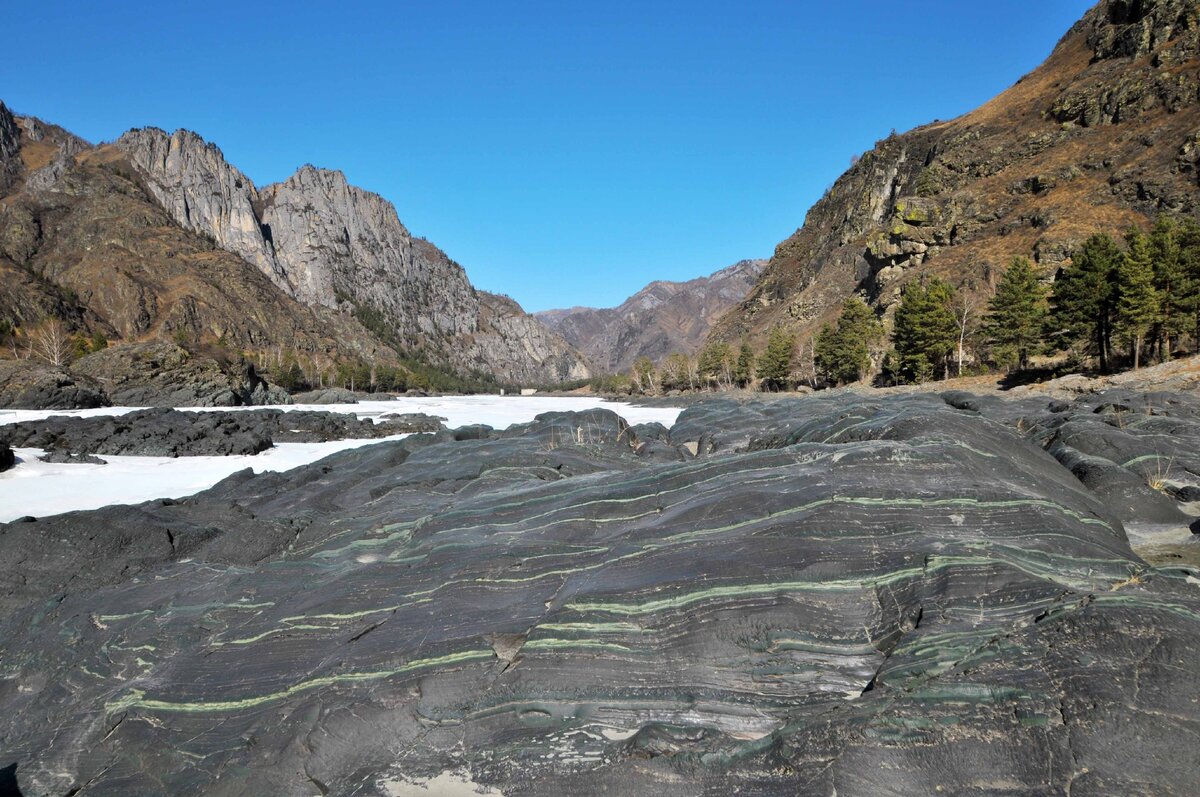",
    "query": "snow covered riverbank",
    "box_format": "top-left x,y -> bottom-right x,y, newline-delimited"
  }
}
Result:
0,396 -> 682,522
